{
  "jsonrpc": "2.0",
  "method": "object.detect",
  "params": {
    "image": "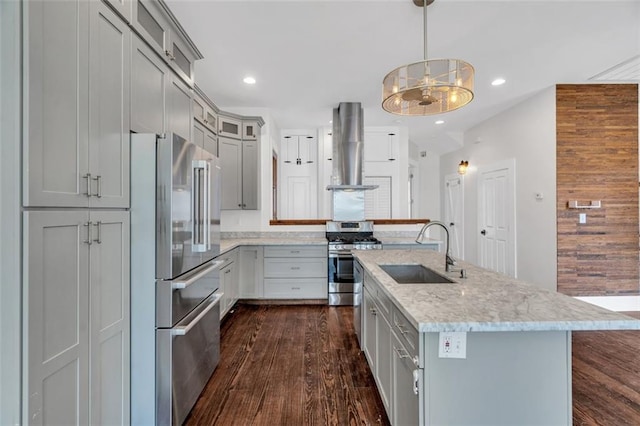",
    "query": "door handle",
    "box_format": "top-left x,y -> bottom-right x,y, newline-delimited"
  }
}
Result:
449,222 -> 455,227
480,229 -> 486,235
